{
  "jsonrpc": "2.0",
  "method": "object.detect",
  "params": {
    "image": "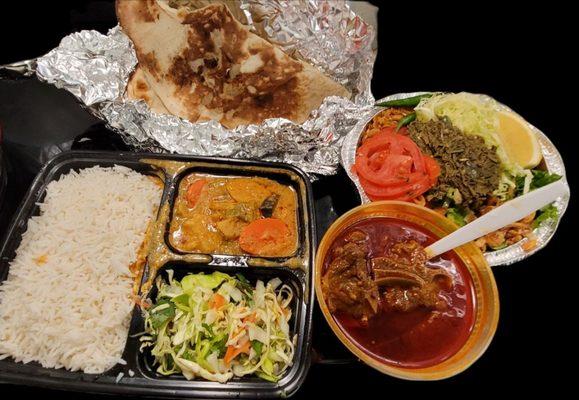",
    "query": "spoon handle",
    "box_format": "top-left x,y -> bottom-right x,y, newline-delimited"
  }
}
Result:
425,180 -> 569,259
